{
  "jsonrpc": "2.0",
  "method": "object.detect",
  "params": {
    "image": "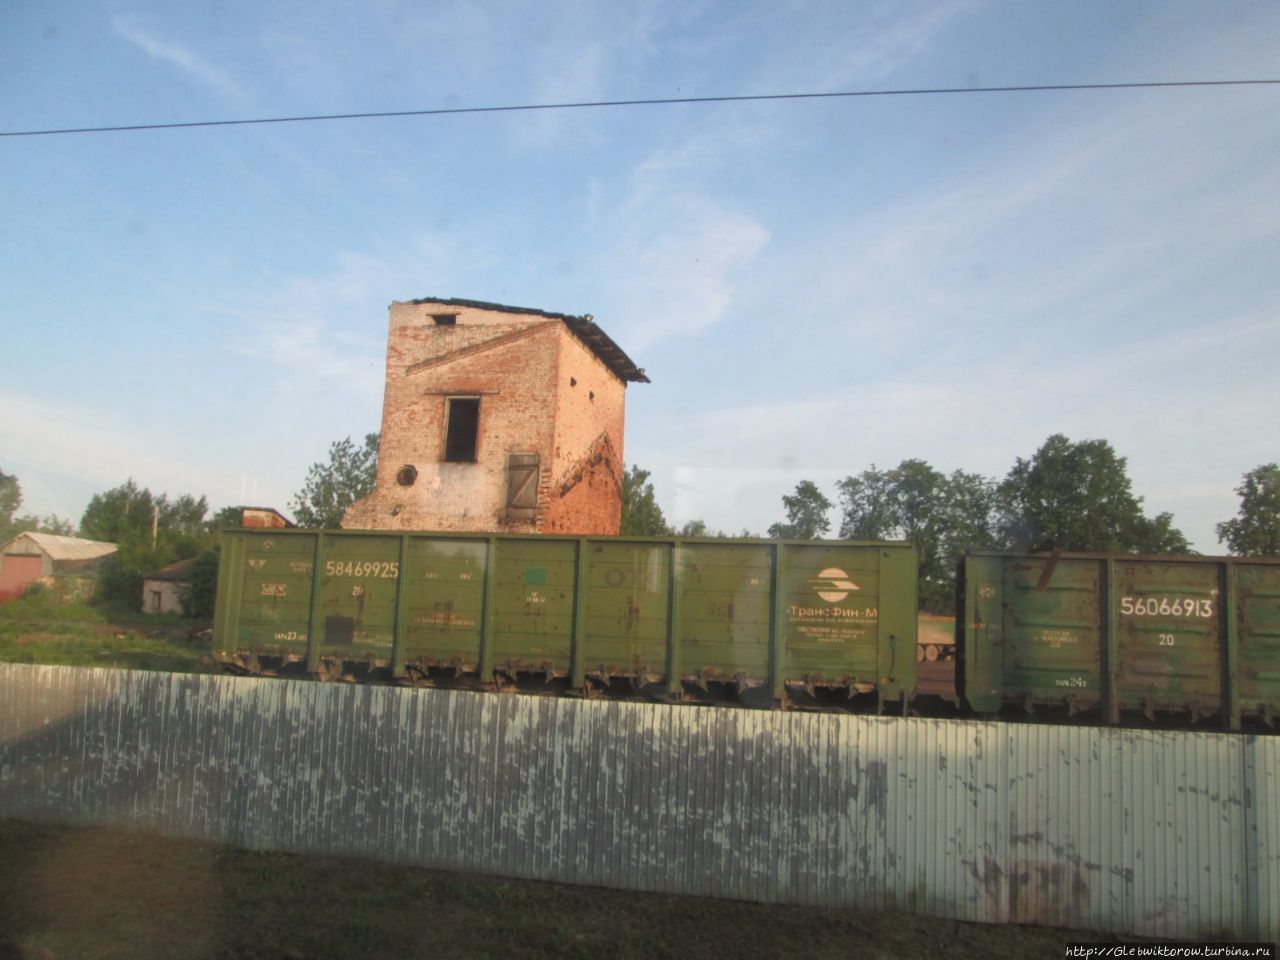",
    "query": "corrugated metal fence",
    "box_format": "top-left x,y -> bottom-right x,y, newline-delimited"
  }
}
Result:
0,663 -> 1275,939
